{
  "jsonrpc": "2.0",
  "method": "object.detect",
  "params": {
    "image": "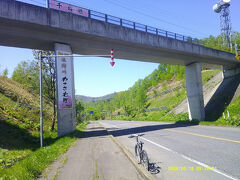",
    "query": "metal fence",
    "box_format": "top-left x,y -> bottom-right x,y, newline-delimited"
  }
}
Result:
89,9 -> 201,45
112,106 -> 168,116
147,84 -> 185,100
